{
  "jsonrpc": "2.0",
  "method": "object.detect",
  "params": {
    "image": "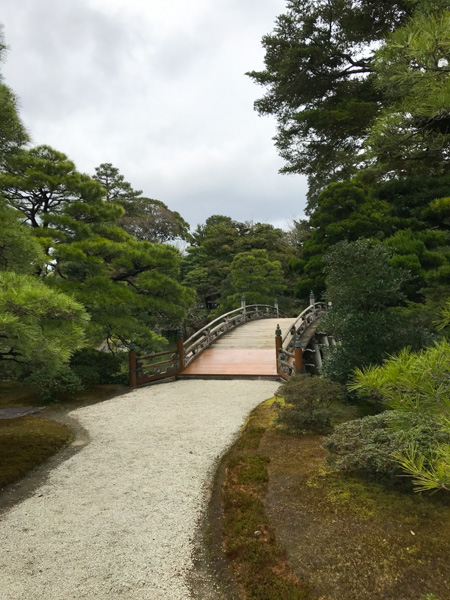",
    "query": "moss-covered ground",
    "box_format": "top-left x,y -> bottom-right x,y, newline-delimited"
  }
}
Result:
0,381 -> 127,491
221,398 -> 311,599
0,416 -> 73,489
219,399 -> 450,600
